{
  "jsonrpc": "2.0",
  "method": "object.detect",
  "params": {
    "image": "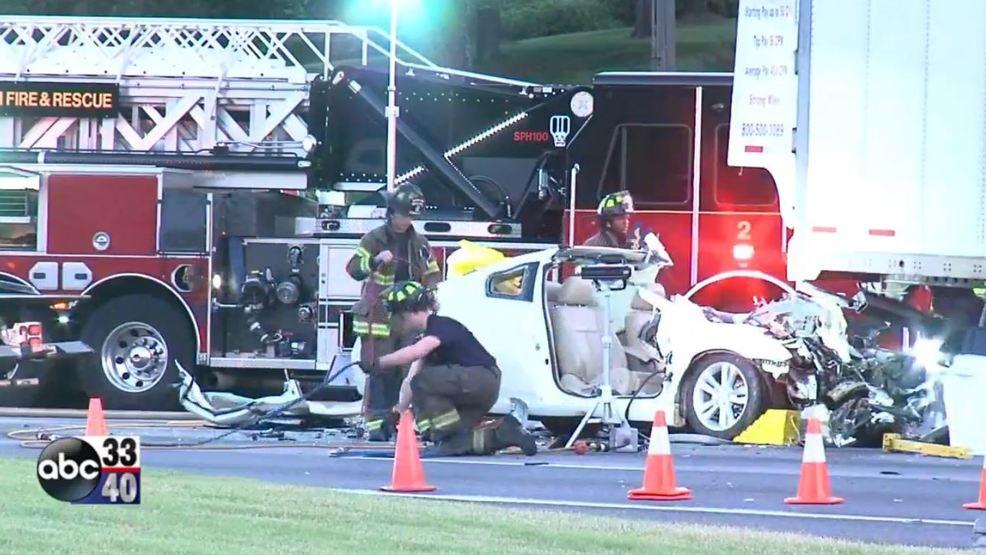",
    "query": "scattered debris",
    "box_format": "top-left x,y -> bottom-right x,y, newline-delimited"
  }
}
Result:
176,364 -> 310,427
